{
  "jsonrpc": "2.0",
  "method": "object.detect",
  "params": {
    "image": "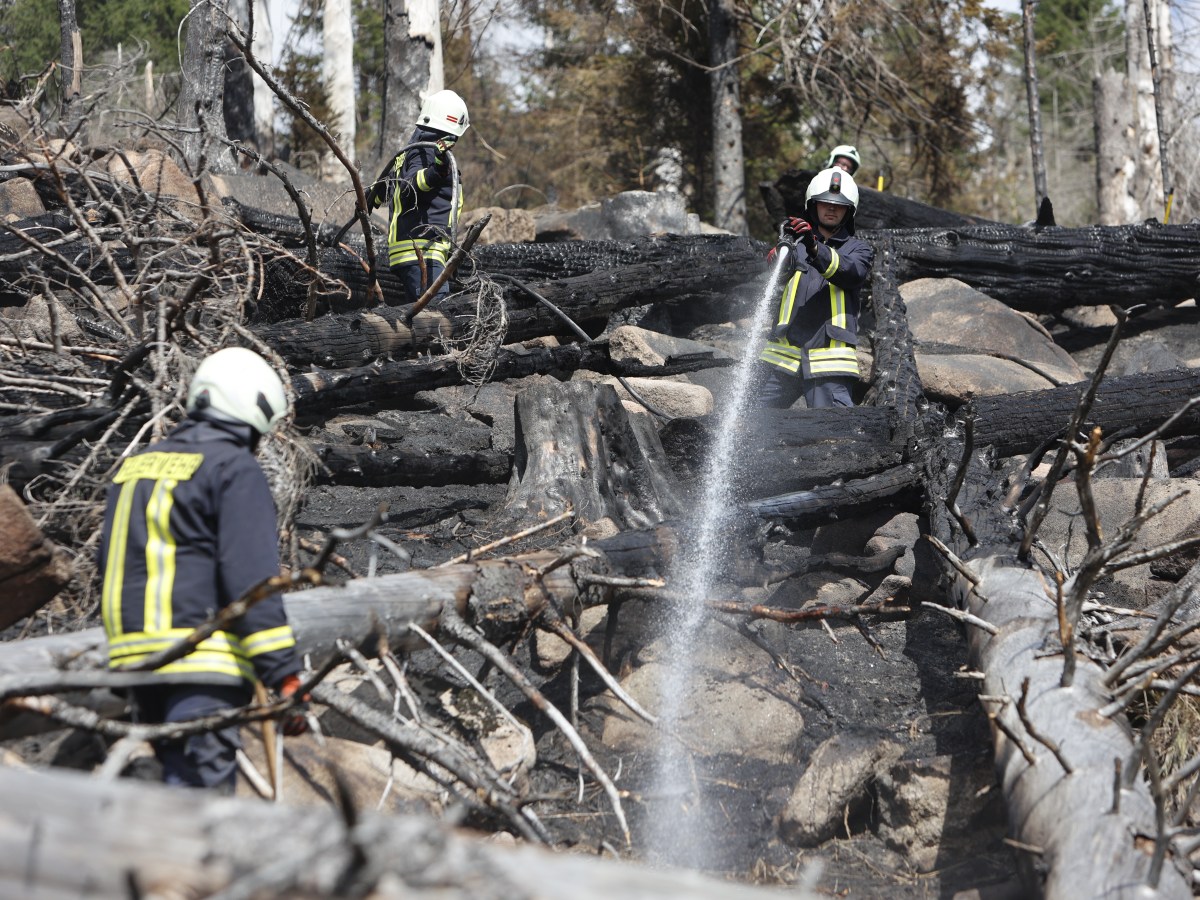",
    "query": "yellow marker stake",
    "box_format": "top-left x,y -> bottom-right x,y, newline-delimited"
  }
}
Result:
1164,191 -> 1174,225
877,175 -> 885,191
